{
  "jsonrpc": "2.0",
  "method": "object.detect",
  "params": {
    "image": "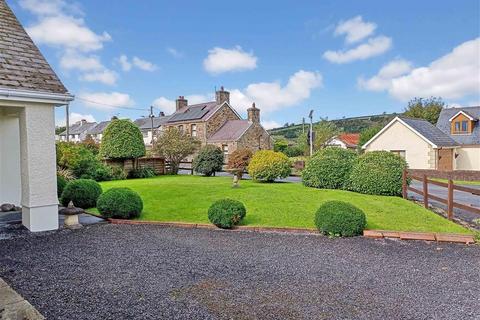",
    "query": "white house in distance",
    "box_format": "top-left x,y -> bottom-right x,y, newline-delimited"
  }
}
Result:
0,0 -> 74,231
363,107 -> 480,171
